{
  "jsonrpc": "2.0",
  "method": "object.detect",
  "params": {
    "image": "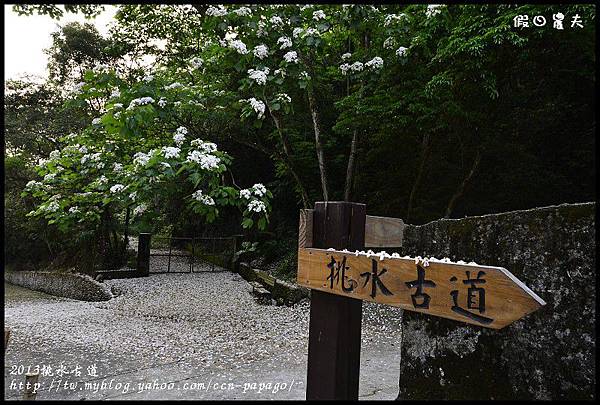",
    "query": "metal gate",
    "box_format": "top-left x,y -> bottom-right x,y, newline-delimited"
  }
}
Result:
149,236 -> 238,273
